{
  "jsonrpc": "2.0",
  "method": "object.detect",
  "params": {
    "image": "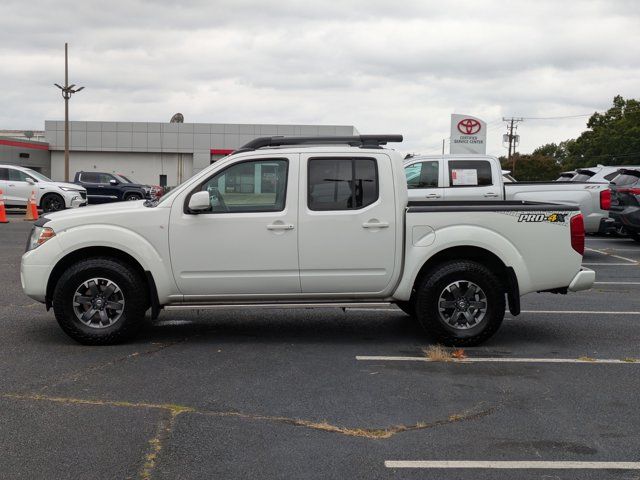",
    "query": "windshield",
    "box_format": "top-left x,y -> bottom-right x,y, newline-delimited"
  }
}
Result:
23,169 -> 53,182
115,174 -> 135,183
152,186 -> 182,207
